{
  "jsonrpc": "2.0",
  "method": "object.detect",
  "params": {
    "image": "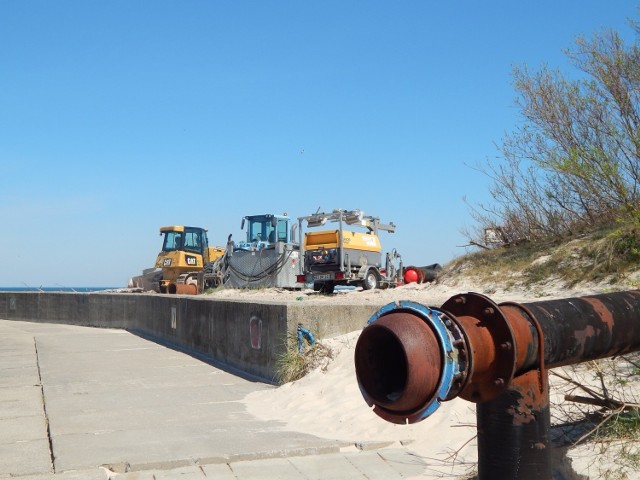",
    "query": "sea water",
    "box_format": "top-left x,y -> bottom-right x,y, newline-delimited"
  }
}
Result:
0,287 -> 117,293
